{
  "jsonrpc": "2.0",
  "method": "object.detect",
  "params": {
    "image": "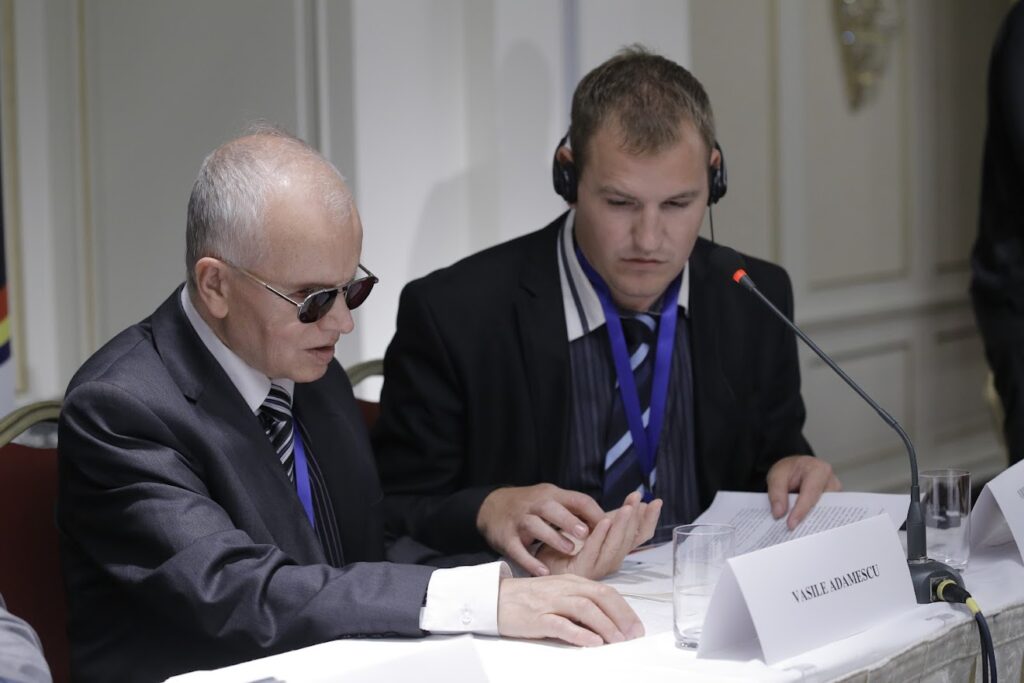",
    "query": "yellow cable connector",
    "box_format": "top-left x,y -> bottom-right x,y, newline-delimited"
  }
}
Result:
935,579 -> 958,601
935,578 -> 982,615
